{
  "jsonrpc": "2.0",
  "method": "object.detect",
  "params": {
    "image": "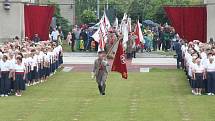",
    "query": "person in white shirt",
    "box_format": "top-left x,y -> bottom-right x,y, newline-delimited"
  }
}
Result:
29,51 -> 37,85
0,55 -> 11,97
47,47 -> 55,75
193,57 -> 206,95
188,56 -> 196,94
38,49 -> 45,81
14,56 -> 26,96
200,48 -> 207,67
205,55 -> 215,96
44,49 -> 50,80
8,53 -> 16,92
51,28 -> 59,43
